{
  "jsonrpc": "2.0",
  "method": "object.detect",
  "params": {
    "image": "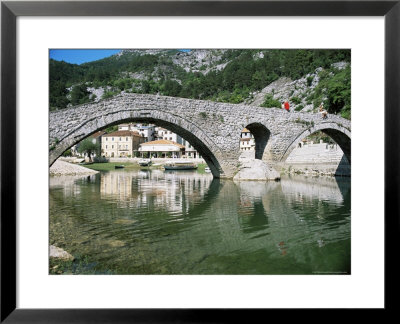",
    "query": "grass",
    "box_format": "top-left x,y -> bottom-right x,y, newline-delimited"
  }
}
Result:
83,162 -> 140,171
196,163 -> 208,173
84,162 -> 210,174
